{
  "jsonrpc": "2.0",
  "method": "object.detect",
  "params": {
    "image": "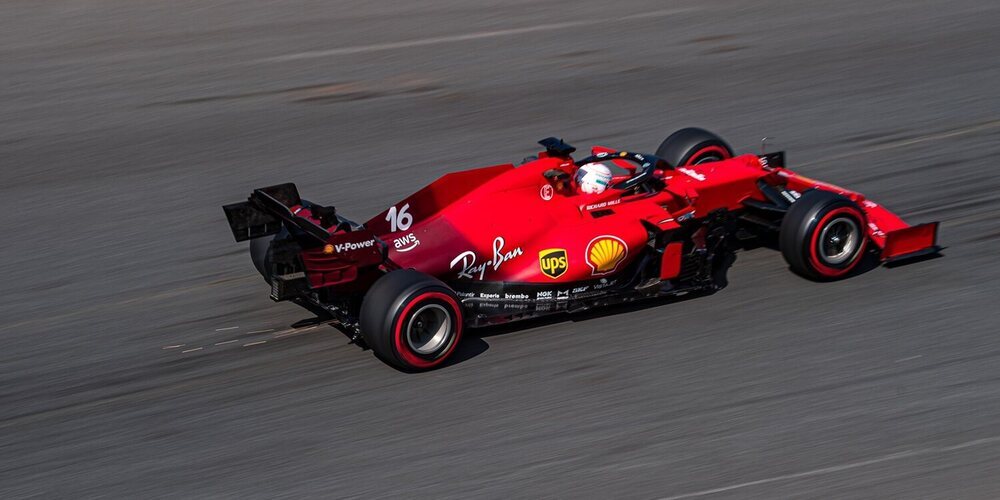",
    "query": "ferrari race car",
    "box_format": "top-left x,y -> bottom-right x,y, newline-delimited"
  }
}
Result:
223,128 -> 940,371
